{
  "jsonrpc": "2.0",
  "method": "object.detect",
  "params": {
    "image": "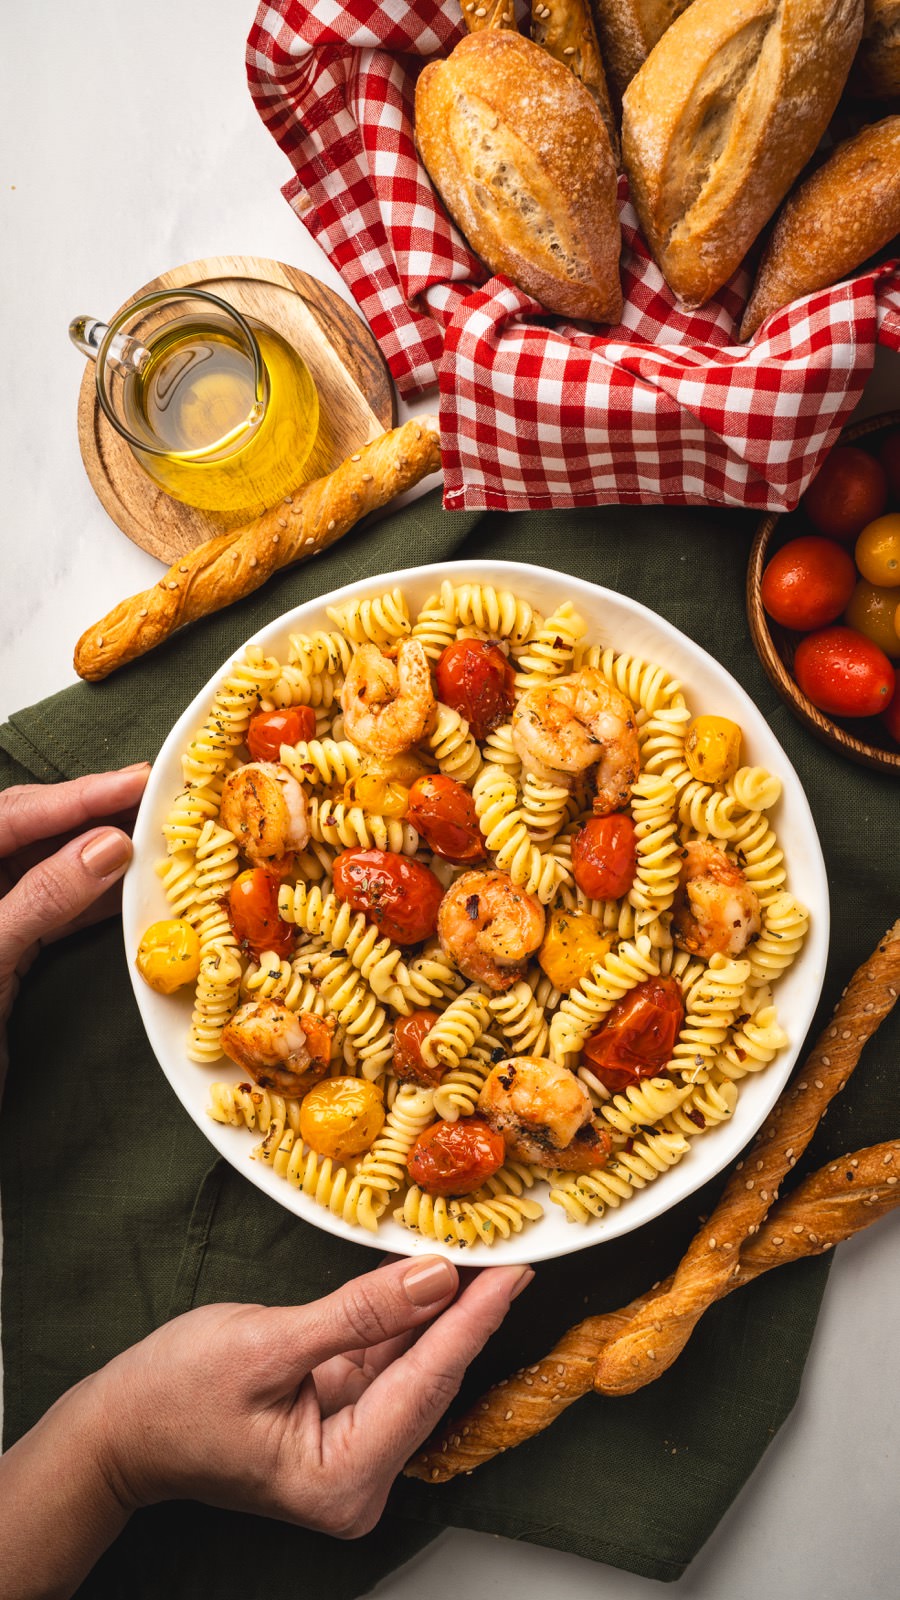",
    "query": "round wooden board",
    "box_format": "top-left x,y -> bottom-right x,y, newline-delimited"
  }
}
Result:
77,255 -> 395,565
